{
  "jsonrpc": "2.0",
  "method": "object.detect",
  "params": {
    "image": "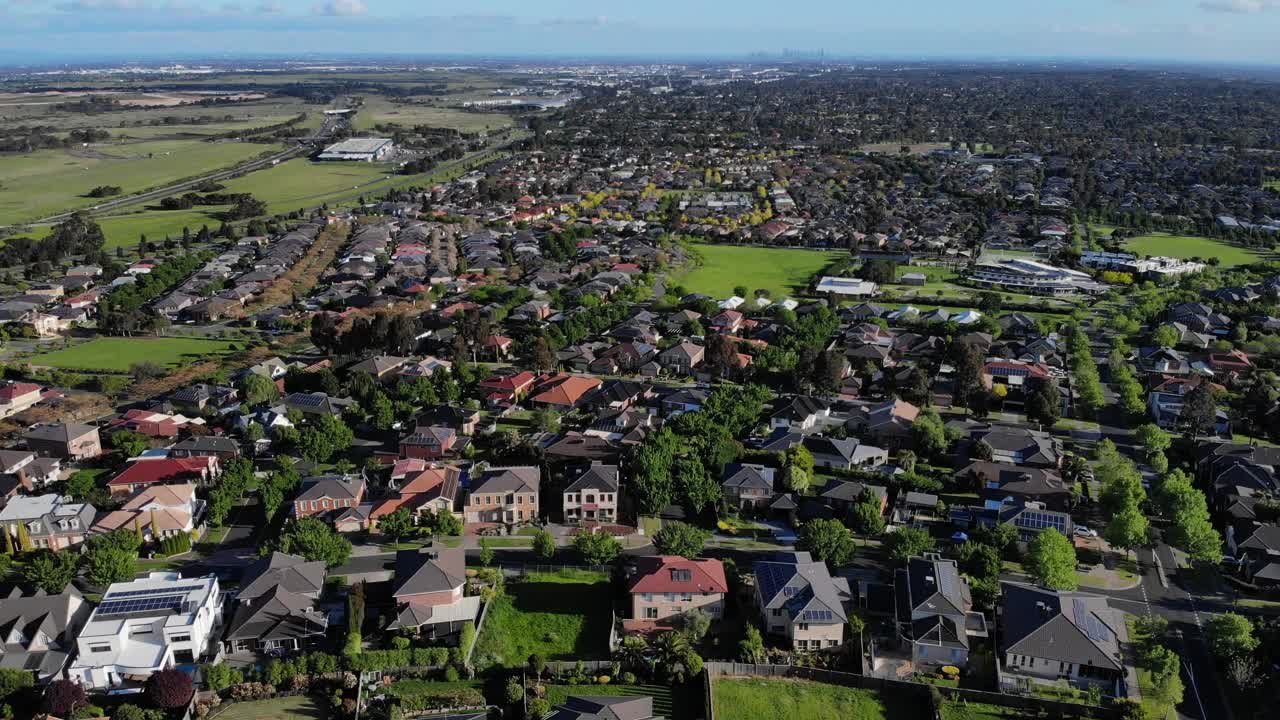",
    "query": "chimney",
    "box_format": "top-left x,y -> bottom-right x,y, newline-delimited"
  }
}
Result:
15,468 -> 31,492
